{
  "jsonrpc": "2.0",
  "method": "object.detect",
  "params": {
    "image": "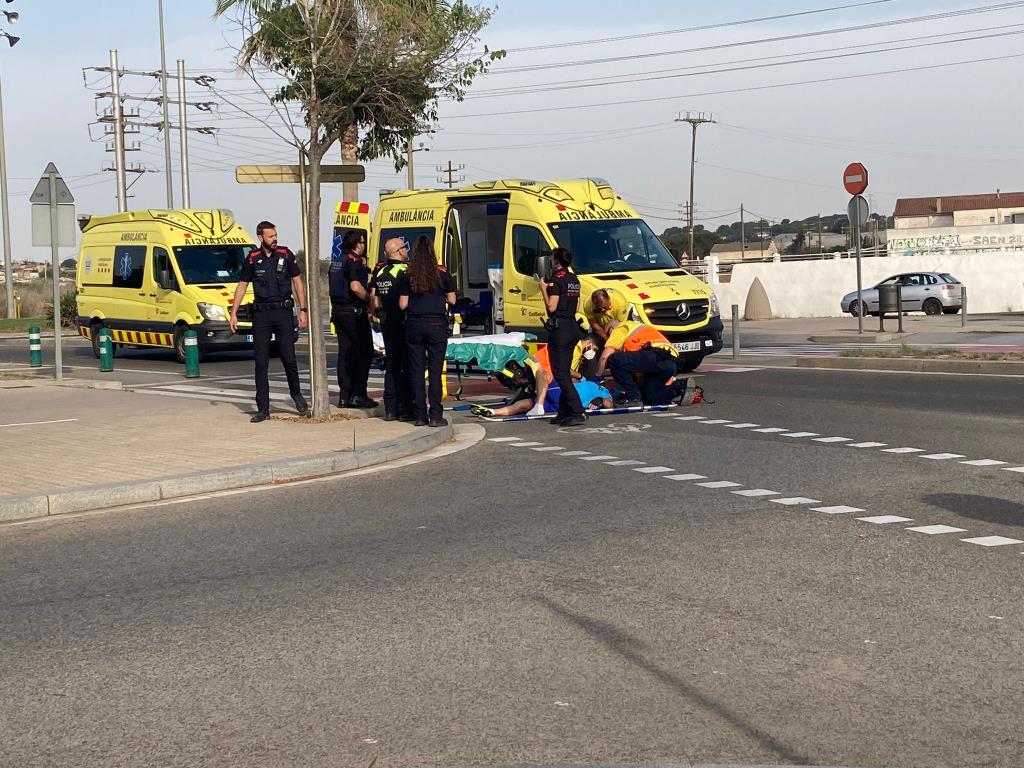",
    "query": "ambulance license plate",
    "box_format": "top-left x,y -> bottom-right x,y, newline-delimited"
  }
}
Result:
673,341 -> 701,353
245,334 -> 254,343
